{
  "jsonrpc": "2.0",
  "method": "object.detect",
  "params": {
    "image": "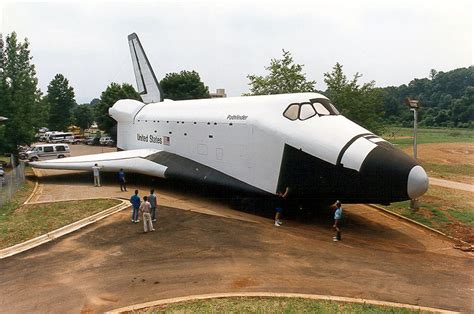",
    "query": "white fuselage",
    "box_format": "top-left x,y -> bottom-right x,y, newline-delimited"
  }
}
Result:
112,92 -> 376,195
30,32 -> 429,204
